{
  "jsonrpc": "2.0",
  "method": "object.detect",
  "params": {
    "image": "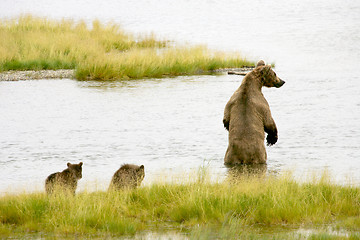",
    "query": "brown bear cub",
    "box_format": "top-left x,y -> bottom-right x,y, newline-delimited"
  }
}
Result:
45,162 -> 83,195
223,60 -> 285,165
109,164 -> 145,190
